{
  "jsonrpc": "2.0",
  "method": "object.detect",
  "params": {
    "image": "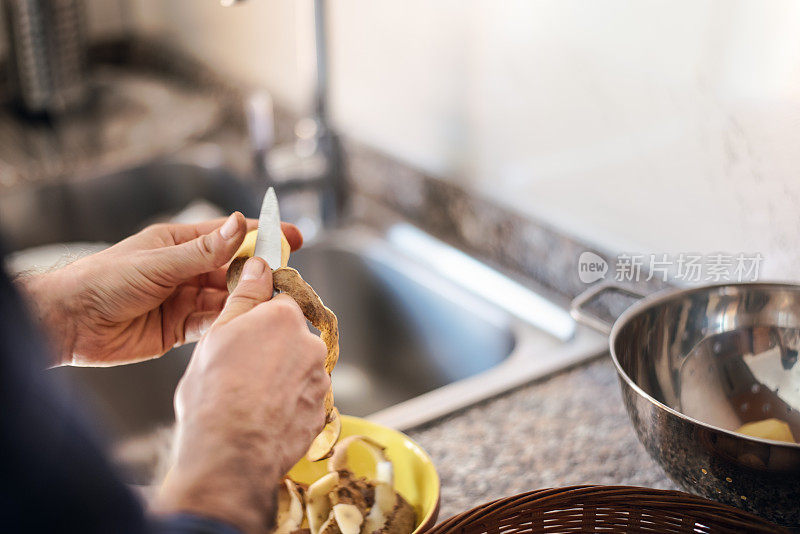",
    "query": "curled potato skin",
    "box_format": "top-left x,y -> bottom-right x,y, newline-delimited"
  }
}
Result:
272,267 -> 341,460
227,255 -> 341,460
273,268 -> 339,376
